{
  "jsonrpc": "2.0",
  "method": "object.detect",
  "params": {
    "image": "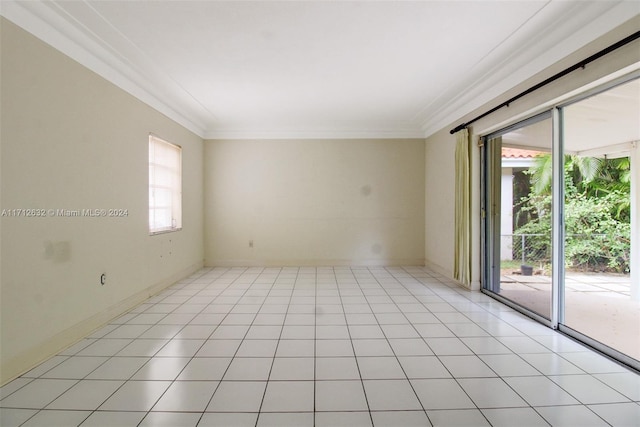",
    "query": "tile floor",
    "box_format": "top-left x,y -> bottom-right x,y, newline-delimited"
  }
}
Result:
1,266 -> 639,426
